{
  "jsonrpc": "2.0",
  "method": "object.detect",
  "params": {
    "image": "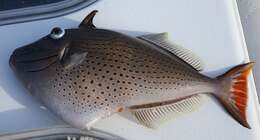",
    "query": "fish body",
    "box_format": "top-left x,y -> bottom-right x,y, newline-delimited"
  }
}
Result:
10,10 -> 253,129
